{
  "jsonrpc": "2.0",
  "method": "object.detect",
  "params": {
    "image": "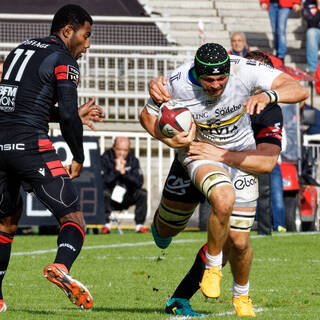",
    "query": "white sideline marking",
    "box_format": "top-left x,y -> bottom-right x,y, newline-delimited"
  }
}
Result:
165,307 -> 265,319
12,232 -> 319,256
11,239 -> 200,256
